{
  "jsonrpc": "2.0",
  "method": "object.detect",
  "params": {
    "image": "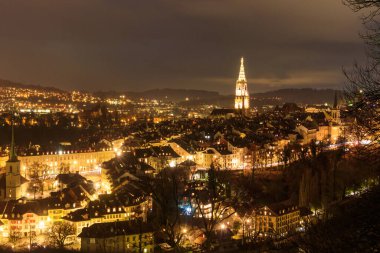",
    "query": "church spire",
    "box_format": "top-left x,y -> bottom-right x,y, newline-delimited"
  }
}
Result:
333,91 -> 338,109
9,123 -> 18,162
234,57 -> 250,110
238,57 -> 246,81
